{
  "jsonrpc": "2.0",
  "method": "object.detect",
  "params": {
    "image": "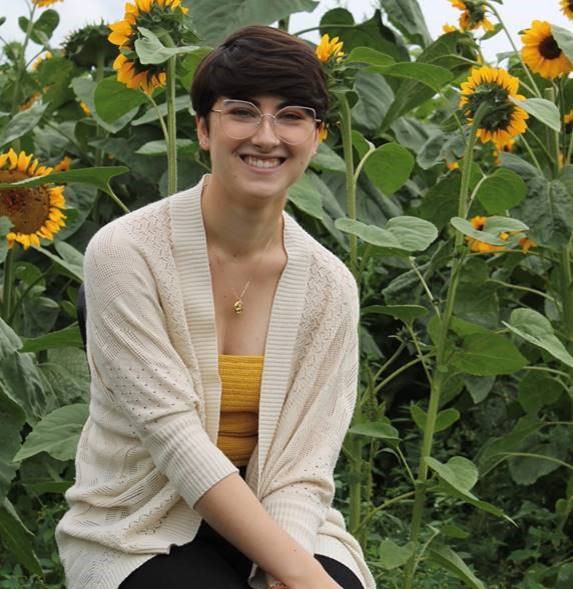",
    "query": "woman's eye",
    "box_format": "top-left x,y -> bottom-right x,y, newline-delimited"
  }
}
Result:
231,109 -> 257,118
